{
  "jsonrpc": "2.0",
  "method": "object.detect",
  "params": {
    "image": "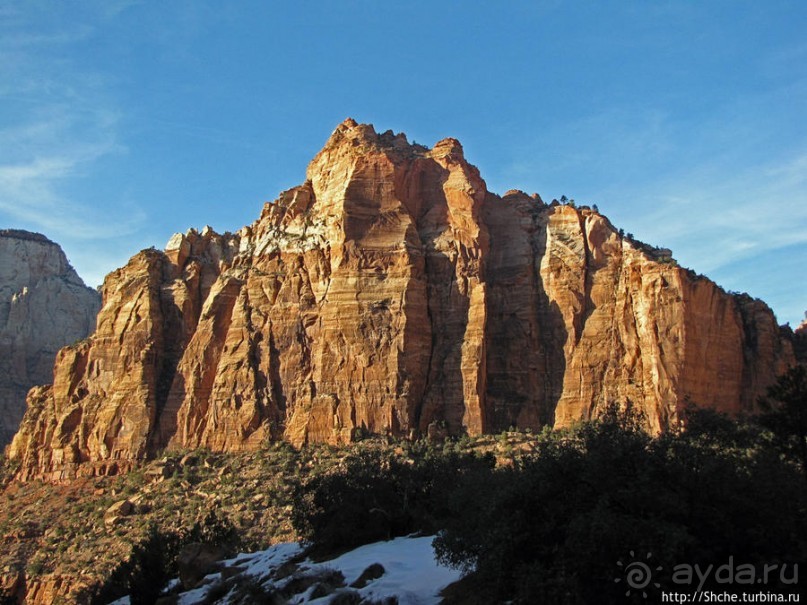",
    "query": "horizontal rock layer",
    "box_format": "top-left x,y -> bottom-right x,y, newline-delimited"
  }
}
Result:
8,120 -> 797,481
0,230 -> 100,448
